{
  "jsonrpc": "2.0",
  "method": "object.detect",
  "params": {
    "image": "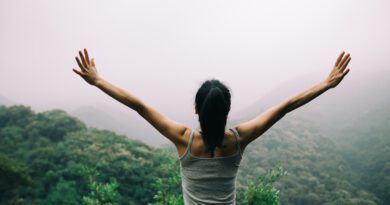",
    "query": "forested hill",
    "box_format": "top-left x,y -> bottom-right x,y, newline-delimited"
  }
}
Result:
0,105 -> 174,204
235,115 -> 382,204
0,105 -> 387,204
231,69 -> 390,204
